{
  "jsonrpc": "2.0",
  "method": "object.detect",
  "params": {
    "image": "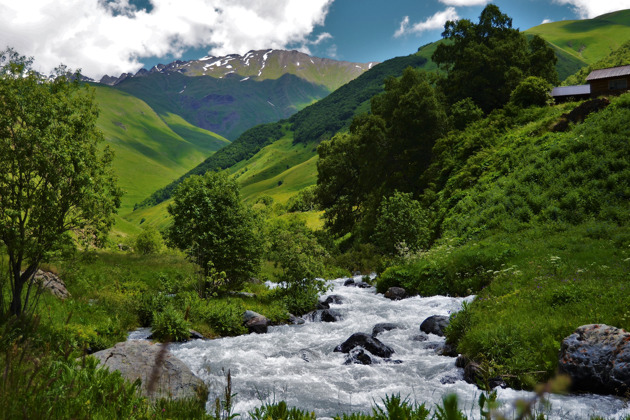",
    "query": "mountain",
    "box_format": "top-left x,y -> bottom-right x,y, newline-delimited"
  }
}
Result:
525,9 -> 630,67
92,84 -> 229,215
135,53 -> 429,212
98,50 -> 376,141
